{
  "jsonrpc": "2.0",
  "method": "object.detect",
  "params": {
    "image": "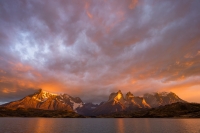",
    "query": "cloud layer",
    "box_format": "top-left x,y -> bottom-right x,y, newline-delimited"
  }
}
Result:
0,0 -> 200,103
